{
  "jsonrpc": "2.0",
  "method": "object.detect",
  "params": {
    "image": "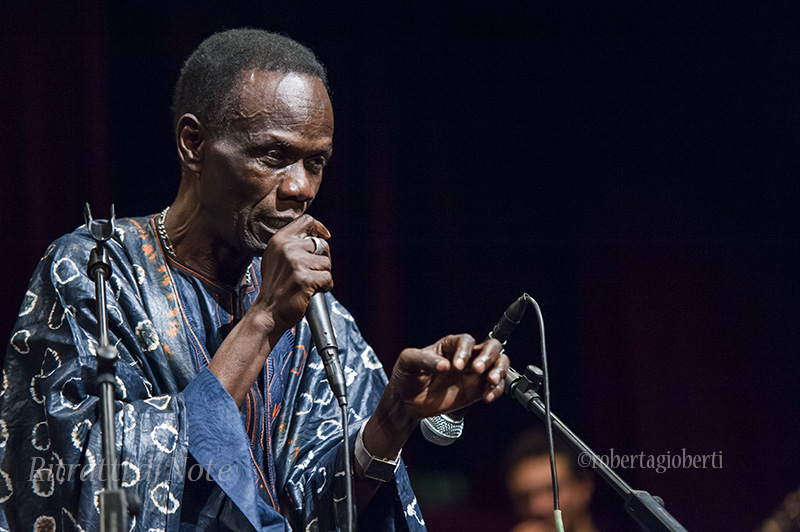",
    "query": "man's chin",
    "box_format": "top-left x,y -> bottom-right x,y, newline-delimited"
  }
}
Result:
238,234 -> 269,257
